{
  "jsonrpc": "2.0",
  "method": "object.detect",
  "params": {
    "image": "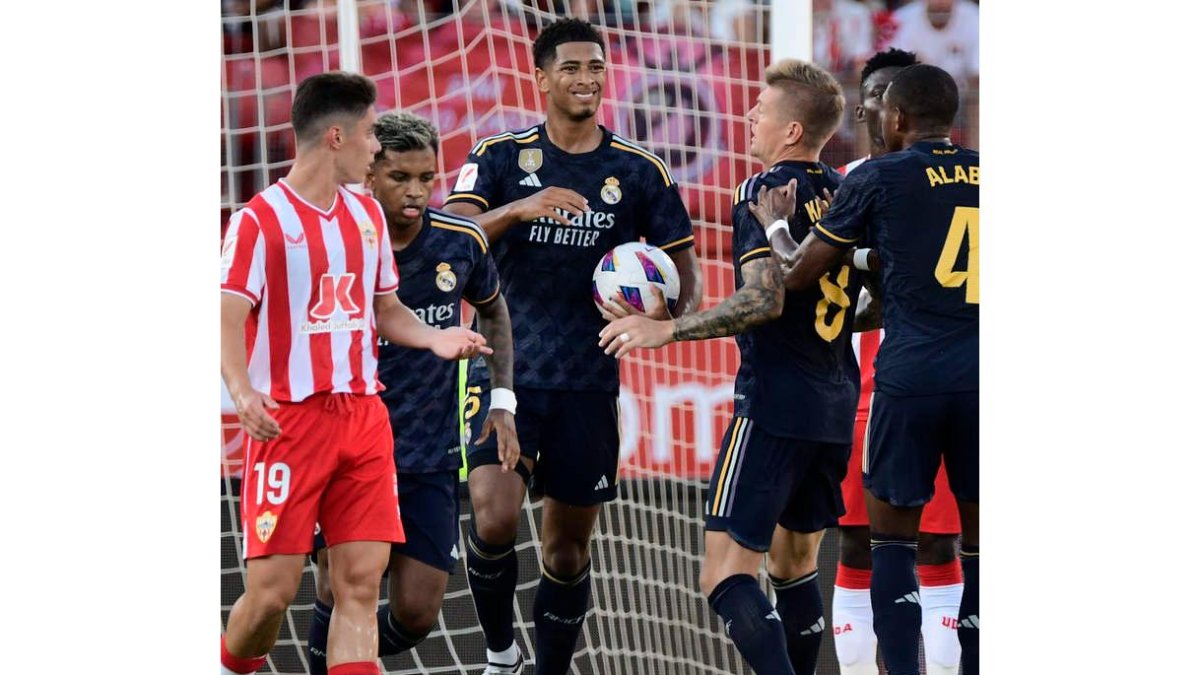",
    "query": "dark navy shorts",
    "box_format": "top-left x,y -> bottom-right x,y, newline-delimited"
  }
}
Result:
863,390 -> 979,507
466,386 -> 619,506
704,416 -> 850,552
314,469 -> 461,573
